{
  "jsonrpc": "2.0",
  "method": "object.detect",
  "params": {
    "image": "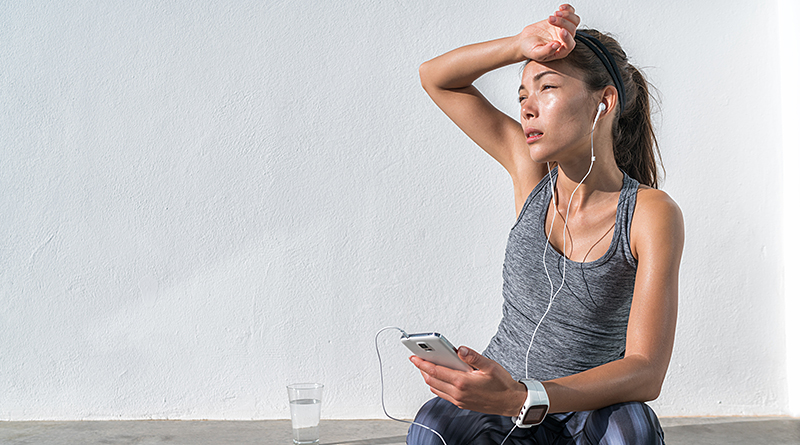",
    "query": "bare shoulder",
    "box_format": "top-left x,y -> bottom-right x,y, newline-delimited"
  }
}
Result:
635,186 -> 683,218
630,186 -> 685,261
